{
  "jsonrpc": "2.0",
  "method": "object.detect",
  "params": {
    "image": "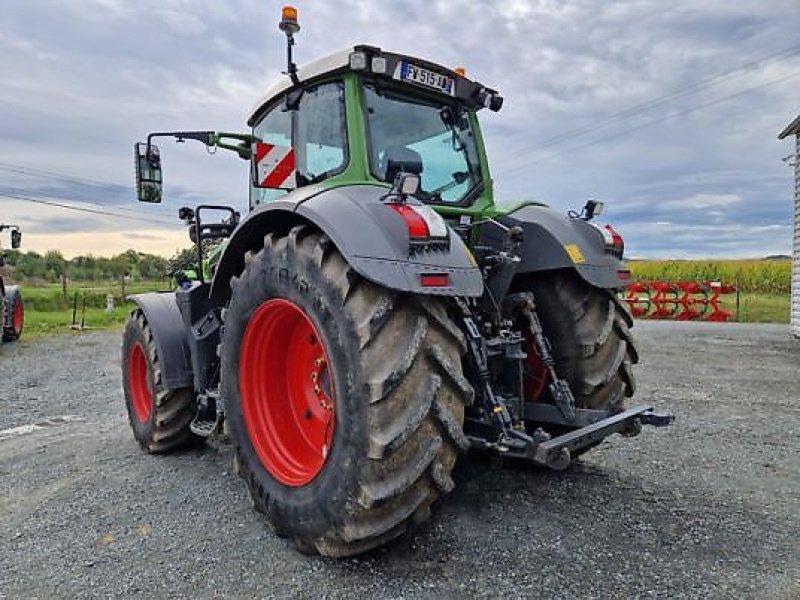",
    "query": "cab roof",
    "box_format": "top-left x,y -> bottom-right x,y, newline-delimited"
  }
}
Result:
247,45 -> 502,126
